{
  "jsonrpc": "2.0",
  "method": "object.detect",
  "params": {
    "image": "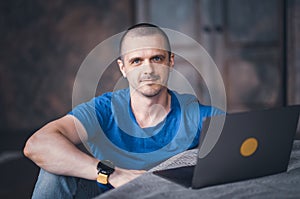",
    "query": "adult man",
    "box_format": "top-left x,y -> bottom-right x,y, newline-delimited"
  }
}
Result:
24,23 -> 221,198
